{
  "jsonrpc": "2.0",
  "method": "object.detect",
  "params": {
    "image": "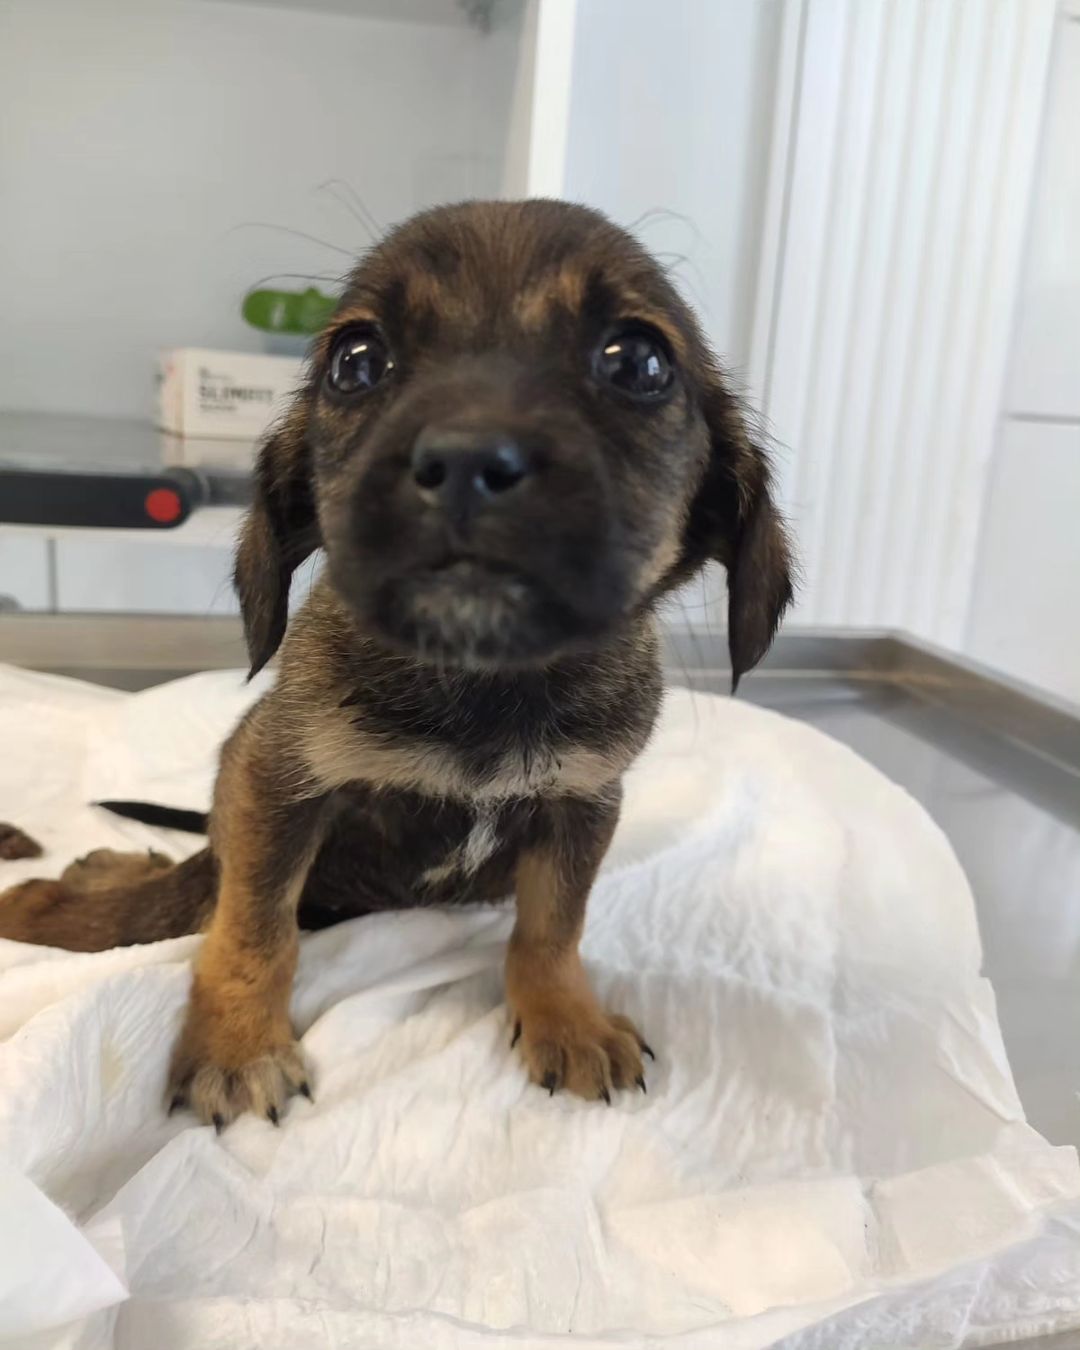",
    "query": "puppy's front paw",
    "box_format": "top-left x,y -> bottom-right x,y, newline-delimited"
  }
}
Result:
167,998 -> 310,1130
168,1042 -> 310,1130
512,1003 -> 652,1102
